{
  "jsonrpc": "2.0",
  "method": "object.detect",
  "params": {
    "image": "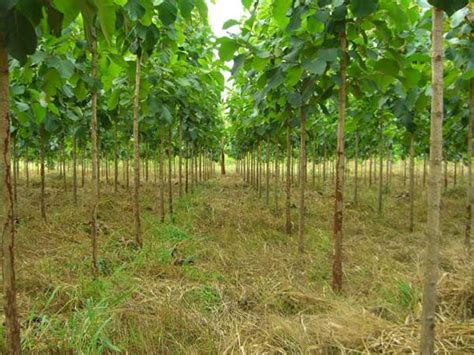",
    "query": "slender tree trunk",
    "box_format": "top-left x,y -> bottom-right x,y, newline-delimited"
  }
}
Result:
25,152 -> 29,189
409,134 -> 415,232
73,135 -> 77,205
332,28 -> 346,293
12,136 -> 17,203
168,127 -> 173,215
275,149 -> 280,212
0,37 -> 21,354
298,108 -> 307,253
465,78 -> 473,252
354,131 -> 359,204
265,141 -> 270,207
185,142 -> 189,194
90,37 -> 99,276
40,125 -> 47,221
178,120 -> 183,197
420,9 -> 443,354
423,154 -> 427,187
159,127 -> 165,222
444,157 -> 448,192
221,138 -> 226,175
114,122 -> 118,193
81,149 -> 85,188
132,55 -> 142,247
286,121 -> 292,235
378,118 -> 384,215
